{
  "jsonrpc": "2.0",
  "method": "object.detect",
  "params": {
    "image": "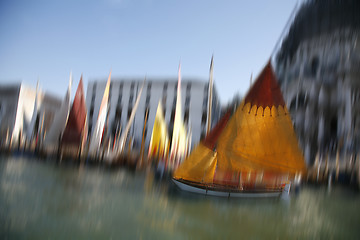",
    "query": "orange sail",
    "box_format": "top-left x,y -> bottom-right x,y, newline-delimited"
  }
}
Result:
216,62 -> 306,175
62,76 -> 87,148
